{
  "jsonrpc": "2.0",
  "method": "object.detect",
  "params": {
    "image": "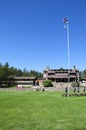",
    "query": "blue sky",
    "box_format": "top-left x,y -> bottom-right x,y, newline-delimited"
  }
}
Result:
0,0 -> 86,72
